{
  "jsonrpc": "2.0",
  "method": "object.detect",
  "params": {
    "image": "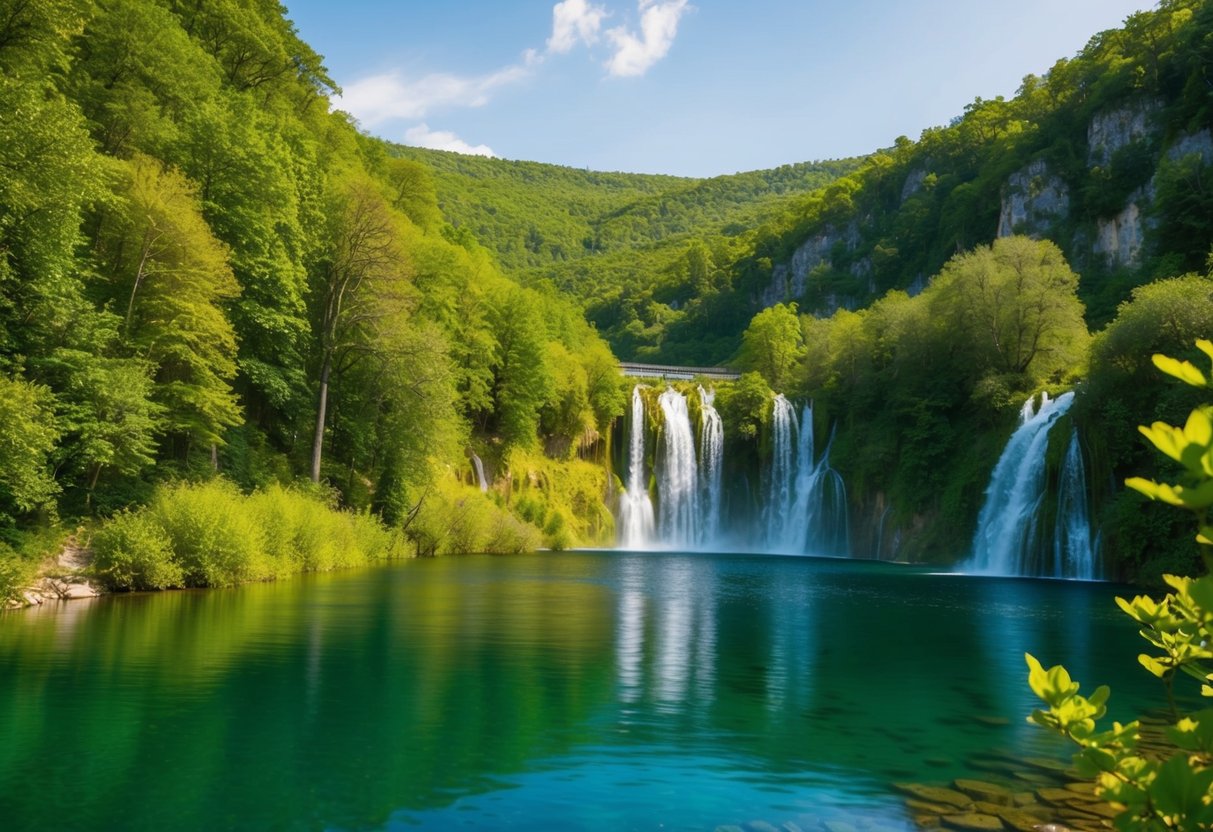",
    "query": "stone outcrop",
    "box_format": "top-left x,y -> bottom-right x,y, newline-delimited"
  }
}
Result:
1087,99 -> 1162,166
1165,127 -> 1213,164
760,221 -> 861,307
1093,189 -> 1149,267
996,160 -> 1069,239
